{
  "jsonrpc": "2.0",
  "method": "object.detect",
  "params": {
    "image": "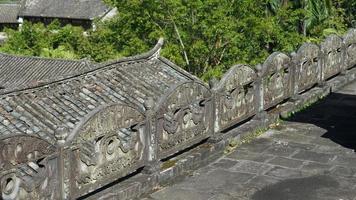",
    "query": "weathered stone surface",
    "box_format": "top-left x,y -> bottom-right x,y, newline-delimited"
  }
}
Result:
320,35 -> 344,80
0,28 -> 356,199
301,162 -> 332,172
227,150 -> 274,162
231,160 -> 273,175
0,135 -> 58,199
292,43 -> 321,93
64,104 -> 146,198
251,175 -> 353,200
267,157 -> 304,168
344,29 -> 356,69
259,52 -> 293,110
264,145 -> 298,157
156,82 -> 214,158
213,65 -> 257,132
292,150 -> 335,163
146,80 -> 356,200
211,158 -> 239,169
238,138 -> 274,153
